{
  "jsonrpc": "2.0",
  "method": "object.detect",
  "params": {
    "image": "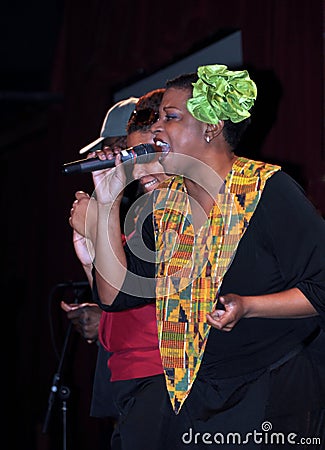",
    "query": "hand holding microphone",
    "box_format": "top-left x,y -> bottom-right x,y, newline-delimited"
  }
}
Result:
62,143 -> 157,175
